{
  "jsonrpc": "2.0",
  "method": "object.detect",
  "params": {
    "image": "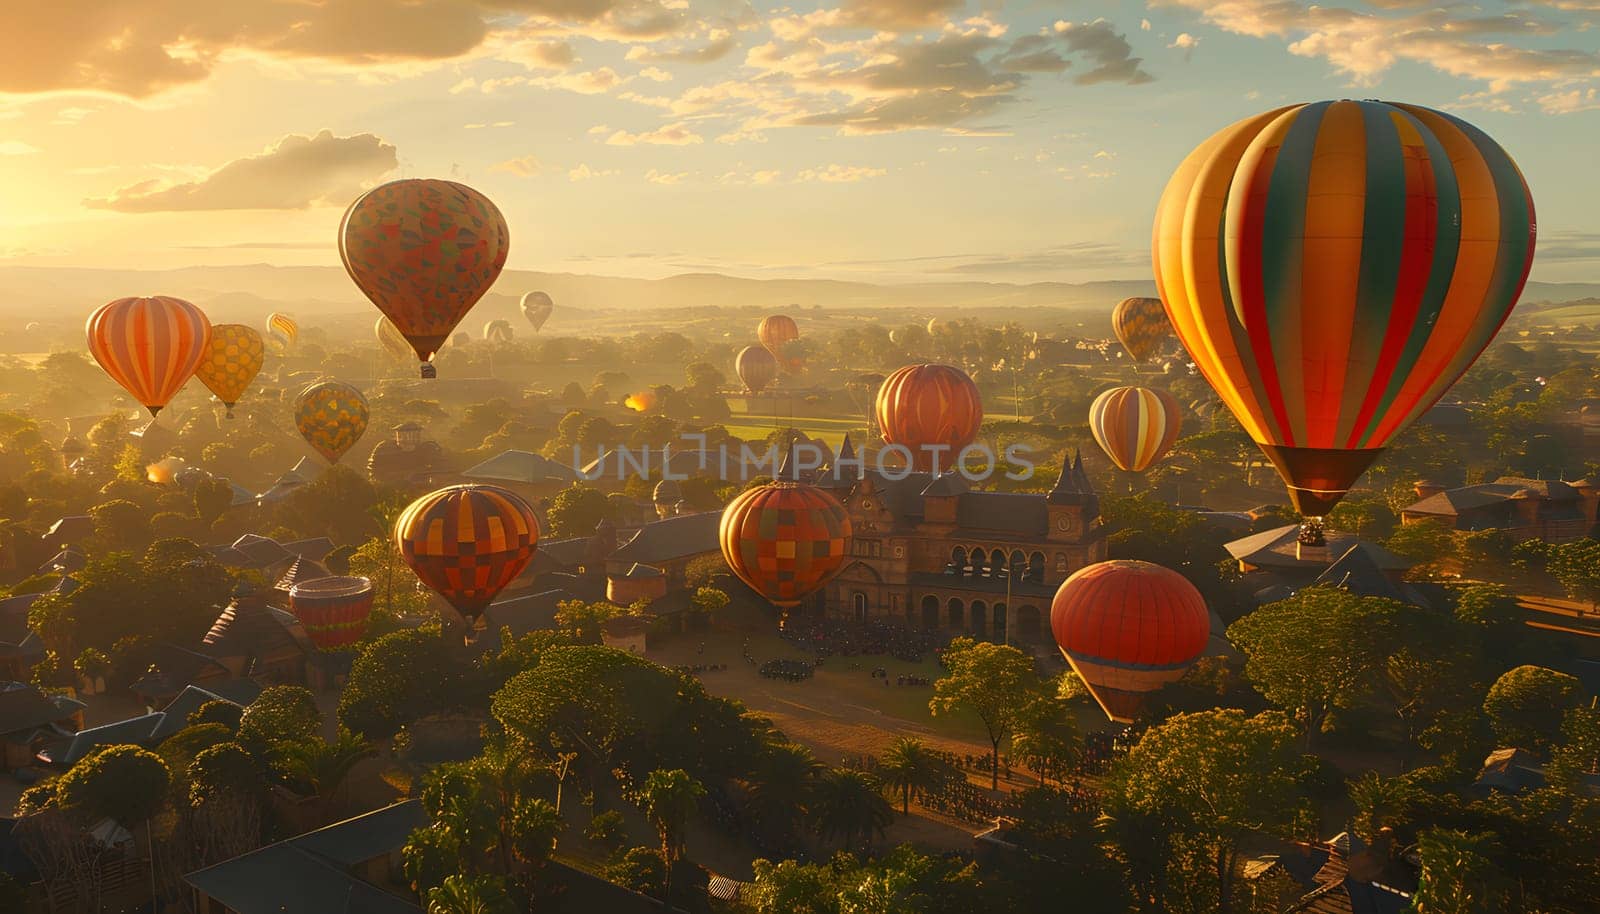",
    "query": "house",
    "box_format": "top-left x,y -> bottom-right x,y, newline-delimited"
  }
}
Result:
472,589 -> 577,644
0,594 -> 46,682
1401,477 -> 1599,543
806,442 -> 1106,644
0,682 -> 84,769
41,516 -> 94,548
199,584 -> 317,685
39,684 -> 251,768
185,800 -> 428,914
601,614 -> 651,654
603,511 -> 723,594
367,422 -> 449,485
1245,543 -> 1436,609
1226,525 -> 1412,582
1244,832 -> 1414,914
460,448 -> 578,500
